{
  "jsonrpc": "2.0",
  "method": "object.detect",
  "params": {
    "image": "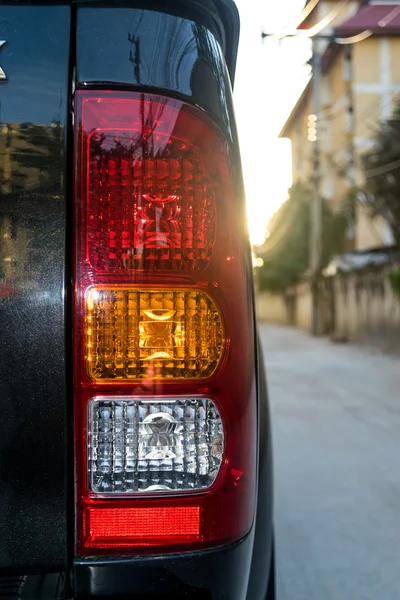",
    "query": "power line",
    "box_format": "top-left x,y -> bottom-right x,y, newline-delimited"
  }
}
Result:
317,70 -> 395,125
365,158 -> 400,178
355,89 -> 395,125
299,54 -> 397,126
322,134 -> 400,180
331,144 -> 400,182
315,97 -> 350,123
